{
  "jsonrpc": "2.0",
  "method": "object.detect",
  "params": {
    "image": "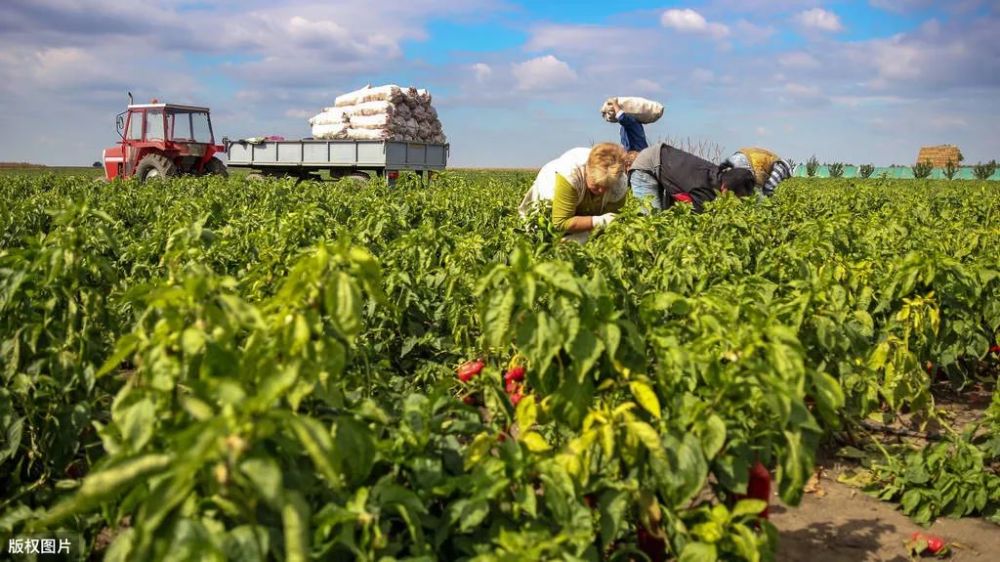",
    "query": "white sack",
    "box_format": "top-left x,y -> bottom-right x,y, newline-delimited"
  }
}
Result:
600,96 -> 664,124
334,84 -> 405,107
309,108 -> 347,126
311,122 -> 348,139
349,113 -> 398,129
